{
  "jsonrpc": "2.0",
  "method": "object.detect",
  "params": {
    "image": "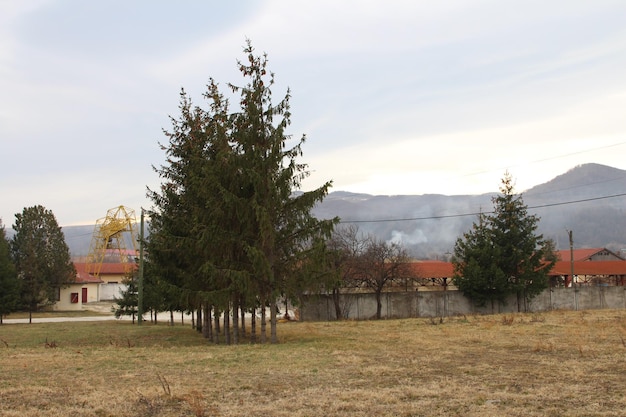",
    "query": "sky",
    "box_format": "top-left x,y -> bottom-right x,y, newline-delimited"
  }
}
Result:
2,0 -> 626,227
